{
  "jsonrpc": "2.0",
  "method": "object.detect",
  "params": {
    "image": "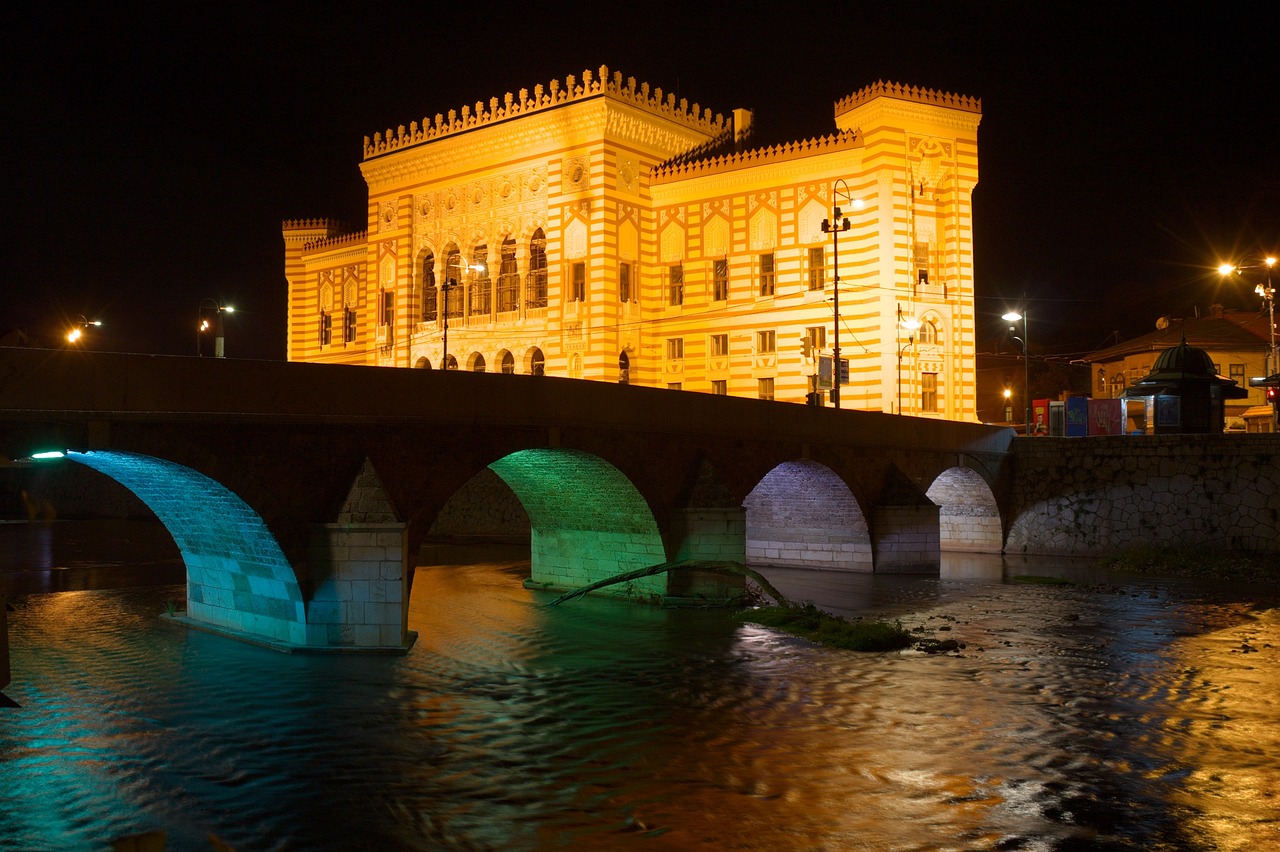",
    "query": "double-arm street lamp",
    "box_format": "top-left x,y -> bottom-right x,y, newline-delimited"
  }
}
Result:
1219,256 -> 1277,376
820,179 -> 853,408
197,299 -> 235,357
66,315 -> 102,344
441,256 -> 484,370
1003,309 -> 1030,436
